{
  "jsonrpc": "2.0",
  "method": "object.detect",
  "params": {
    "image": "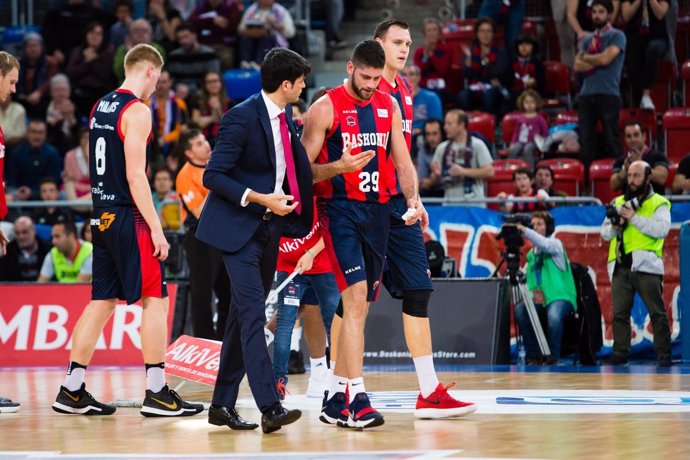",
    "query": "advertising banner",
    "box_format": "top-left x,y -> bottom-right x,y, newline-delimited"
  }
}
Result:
0,283 -> 177,366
